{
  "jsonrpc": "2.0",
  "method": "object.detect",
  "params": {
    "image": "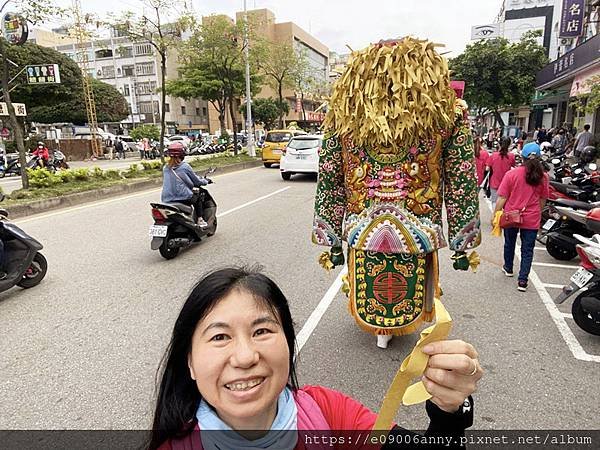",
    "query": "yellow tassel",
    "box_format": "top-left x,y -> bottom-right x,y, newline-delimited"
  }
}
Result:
492,211 -> 503,237
318,252 -> 334,272
468,251 -> 481,273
